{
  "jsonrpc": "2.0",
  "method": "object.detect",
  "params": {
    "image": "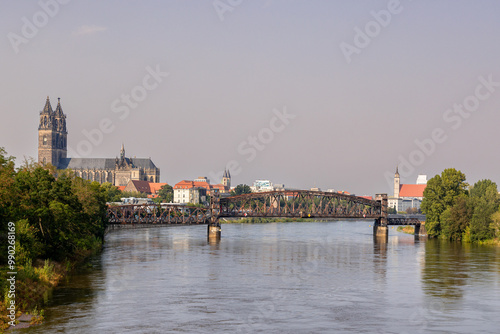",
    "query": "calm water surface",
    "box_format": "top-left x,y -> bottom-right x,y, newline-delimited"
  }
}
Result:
18,222 -> 500,333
